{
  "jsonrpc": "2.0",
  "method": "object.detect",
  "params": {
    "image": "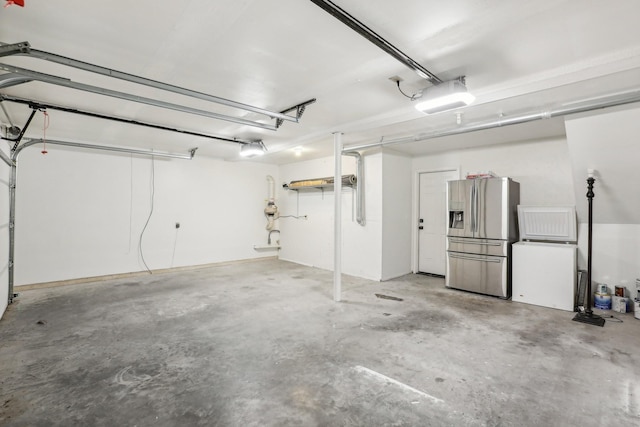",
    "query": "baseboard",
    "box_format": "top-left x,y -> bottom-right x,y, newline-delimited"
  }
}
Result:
15,256 -> 279,291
